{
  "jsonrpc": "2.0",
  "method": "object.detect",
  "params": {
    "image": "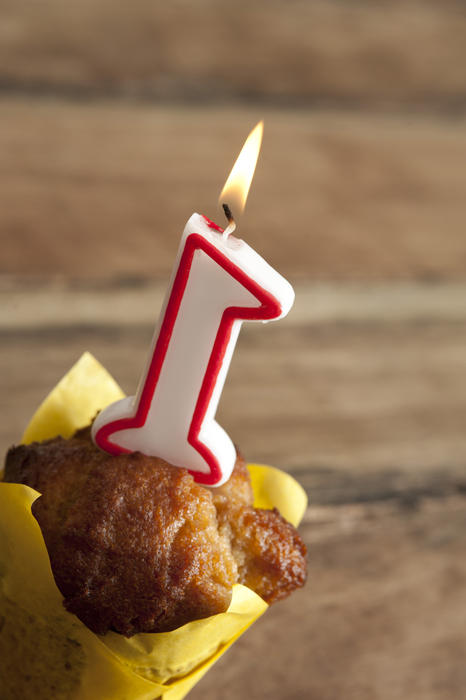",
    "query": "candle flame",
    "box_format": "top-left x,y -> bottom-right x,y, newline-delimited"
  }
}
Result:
219,121 -> 264,224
